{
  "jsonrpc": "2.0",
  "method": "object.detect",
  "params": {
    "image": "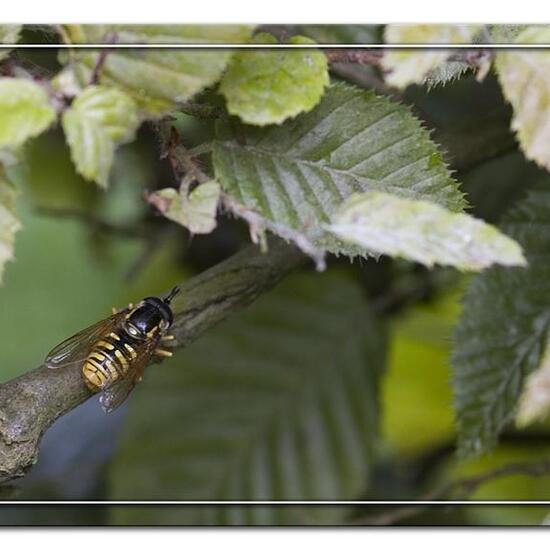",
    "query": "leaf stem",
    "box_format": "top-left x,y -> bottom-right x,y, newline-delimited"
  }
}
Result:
325,49 -> 384,66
